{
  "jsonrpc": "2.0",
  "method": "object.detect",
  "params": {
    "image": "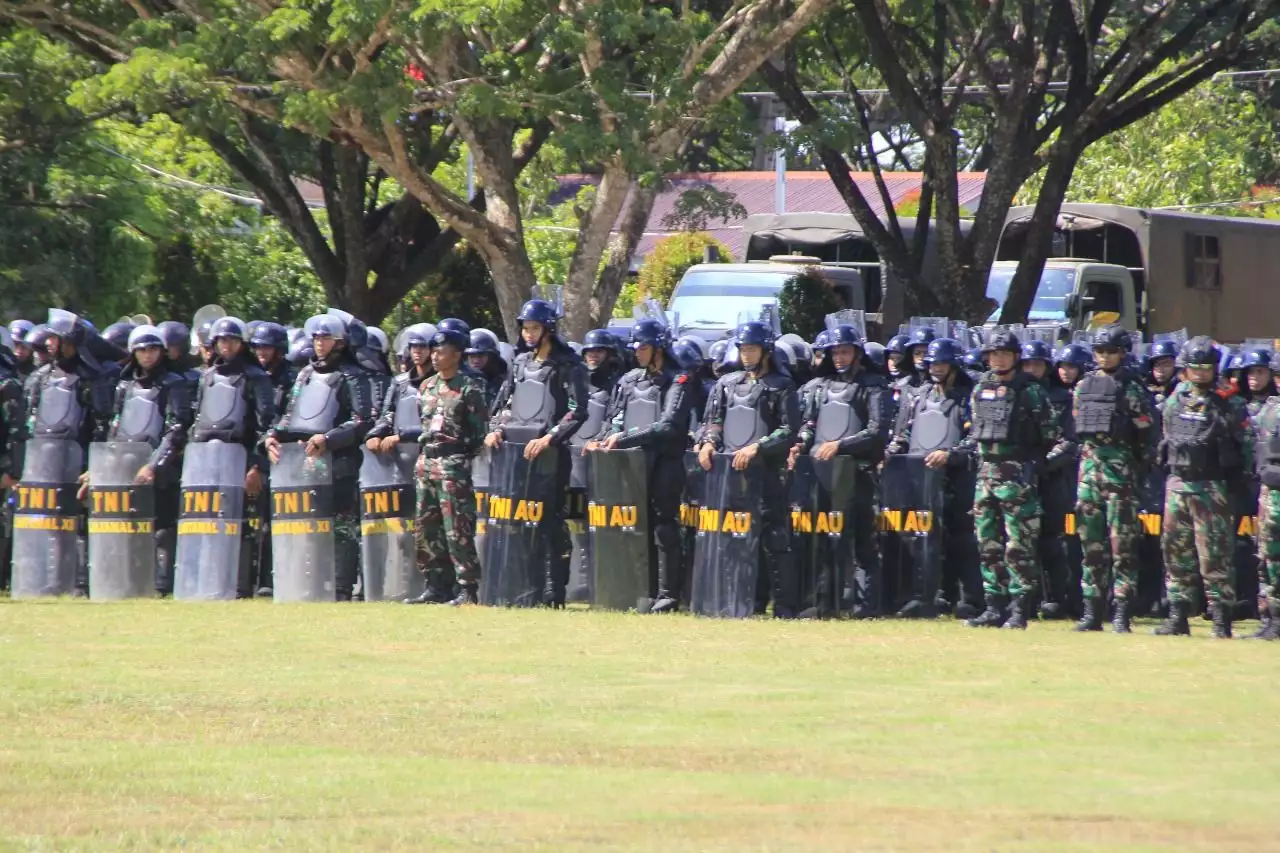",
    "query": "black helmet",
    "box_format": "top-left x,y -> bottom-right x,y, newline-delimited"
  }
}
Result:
466,328 -> 500,356
963,347 -> 985,372
249,321 -> 289,350
708,339 -> 729,365
437,318 -> 471,339
981,329 -> 1021,355
1178,336 -> 1221,371
517,299 -> 558,330
156,320 -> 190,351
583,328 -> 620,352
923,338 -> 964,367
629,320 -> 670,351
1020,340 -> 1054,363
1091,324 -> 1132,352
1148,338 -> 1179,361
209,317 -> 248,343
103,321 -> 136,350
732,320 -> 774,352
430,328 -> 469,352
